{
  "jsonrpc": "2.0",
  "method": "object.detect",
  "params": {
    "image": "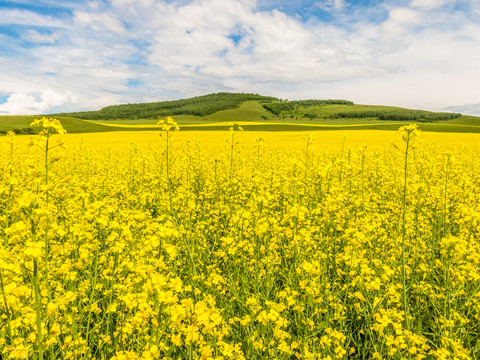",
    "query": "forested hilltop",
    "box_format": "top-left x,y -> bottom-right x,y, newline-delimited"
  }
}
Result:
51,92 -> 462,123
53,93 -> 279,120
